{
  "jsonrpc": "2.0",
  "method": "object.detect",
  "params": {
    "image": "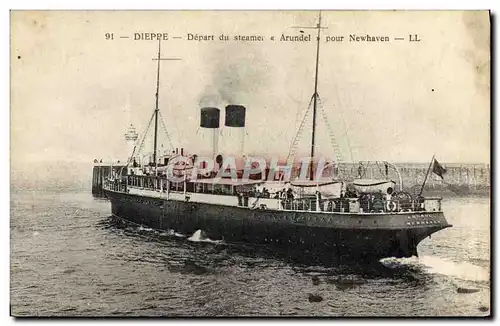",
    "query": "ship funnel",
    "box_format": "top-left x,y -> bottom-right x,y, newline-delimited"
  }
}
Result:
223,105 -> 246,157
200,107 -> 220,159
